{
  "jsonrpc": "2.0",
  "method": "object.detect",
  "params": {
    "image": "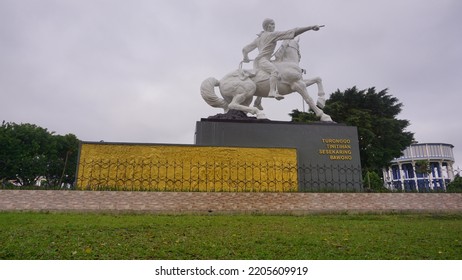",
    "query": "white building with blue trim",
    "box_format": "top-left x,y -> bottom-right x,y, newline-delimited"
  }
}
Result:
382,143 -> 455,192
